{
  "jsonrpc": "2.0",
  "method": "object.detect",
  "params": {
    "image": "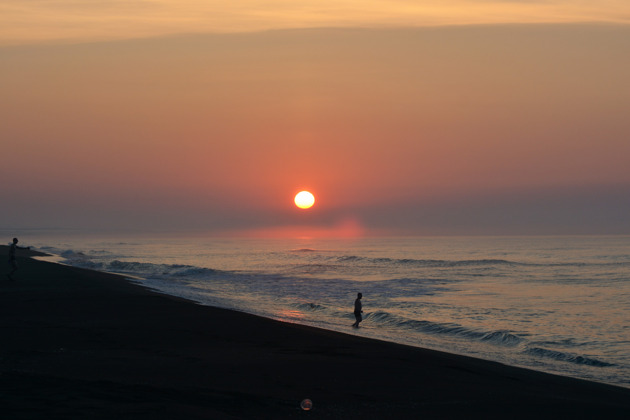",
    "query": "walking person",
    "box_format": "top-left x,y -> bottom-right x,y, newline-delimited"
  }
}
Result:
8,237 -> 30,280
352,293 -> 363,328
